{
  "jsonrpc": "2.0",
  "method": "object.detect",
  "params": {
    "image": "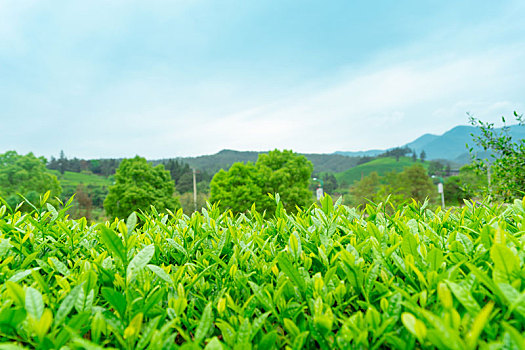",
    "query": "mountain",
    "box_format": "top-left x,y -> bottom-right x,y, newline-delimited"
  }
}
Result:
175,149 -> 361,174
334,150 -> 384,157
170,124 -> 524,175
404,133 -> 439,153
177,149 -> 259,174
404,124 -> 525,162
